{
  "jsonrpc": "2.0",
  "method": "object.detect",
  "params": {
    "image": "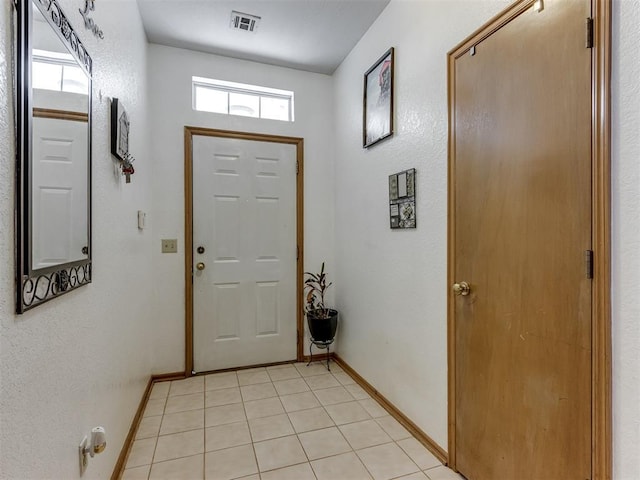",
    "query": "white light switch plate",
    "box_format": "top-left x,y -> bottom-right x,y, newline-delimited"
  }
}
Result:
137,210 -> 146,230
